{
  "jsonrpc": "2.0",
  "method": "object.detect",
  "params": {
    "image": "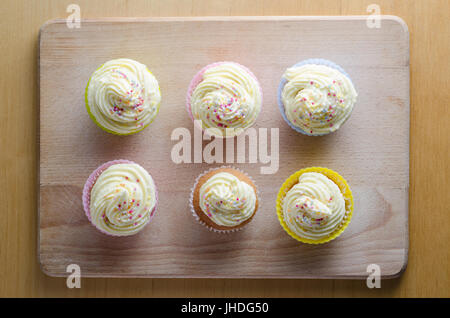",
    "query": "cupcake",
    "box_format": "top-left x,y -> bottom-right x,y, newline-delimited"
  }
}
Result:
82,160 -> 158,236
278,59 -> 357,136
276,167 -> 354,244
186,62 -> 262,138
85,58 -> 161,135
190,167 -> 259,232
